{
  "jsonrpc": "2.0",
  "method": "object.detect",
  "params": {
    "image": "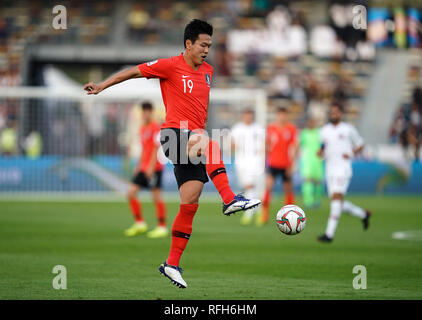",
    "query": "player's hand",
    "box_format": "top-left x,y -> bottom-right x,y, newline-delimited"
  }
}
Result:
342,153 -> 351,159
84,82 -> 102,95
317,149 -> 323,158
